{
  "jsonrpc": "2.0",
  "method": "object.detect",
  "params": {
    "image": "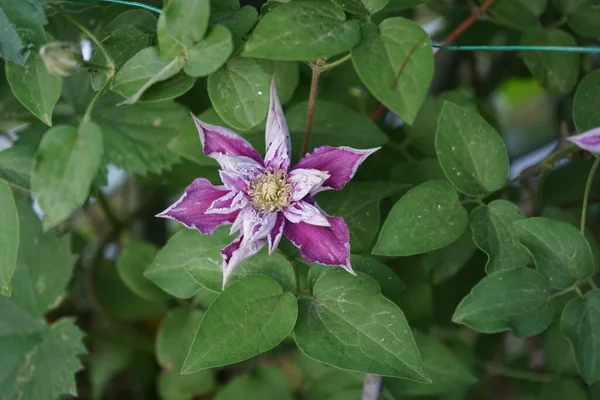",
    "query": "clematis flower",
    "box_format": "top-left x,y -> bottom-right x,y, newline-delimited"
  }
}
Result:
157,79 -> 379,285
567,127 -> 600,154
